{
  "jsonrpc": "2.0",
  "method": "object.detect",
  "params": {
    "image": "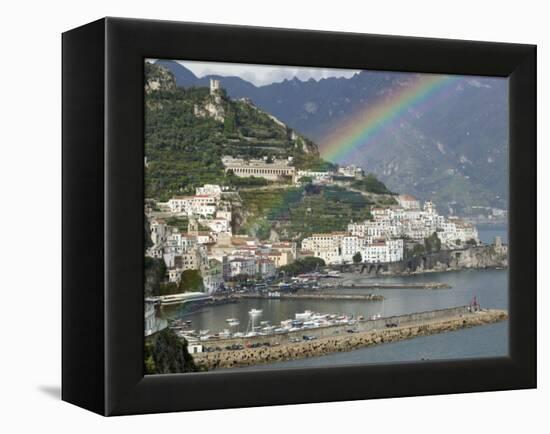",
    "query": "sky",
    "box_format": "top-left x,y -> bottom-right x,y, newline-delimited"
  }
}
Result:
176,60 -> 360,87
